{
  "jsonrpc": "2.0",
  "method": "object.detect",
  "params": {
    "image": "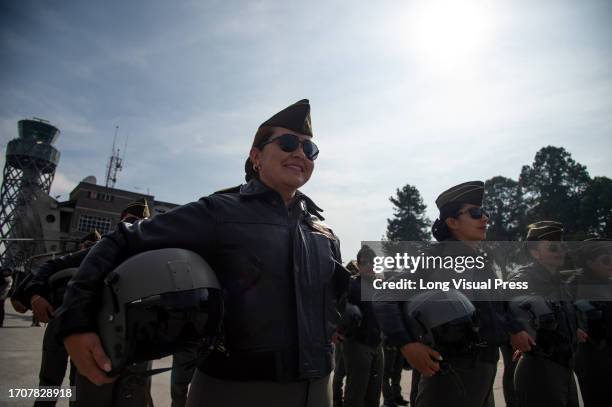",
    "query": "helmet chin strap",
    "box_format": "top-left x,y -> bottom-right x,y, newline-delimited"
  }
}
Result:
120,335 -> 222,379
